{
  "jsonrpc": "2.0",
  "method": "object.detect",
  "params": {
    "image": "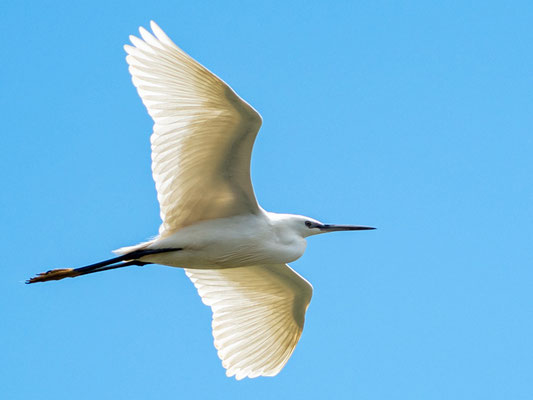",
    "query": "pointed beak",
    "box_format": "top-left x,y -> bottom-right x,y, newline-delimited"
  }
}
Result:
319,224 -> 376,232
